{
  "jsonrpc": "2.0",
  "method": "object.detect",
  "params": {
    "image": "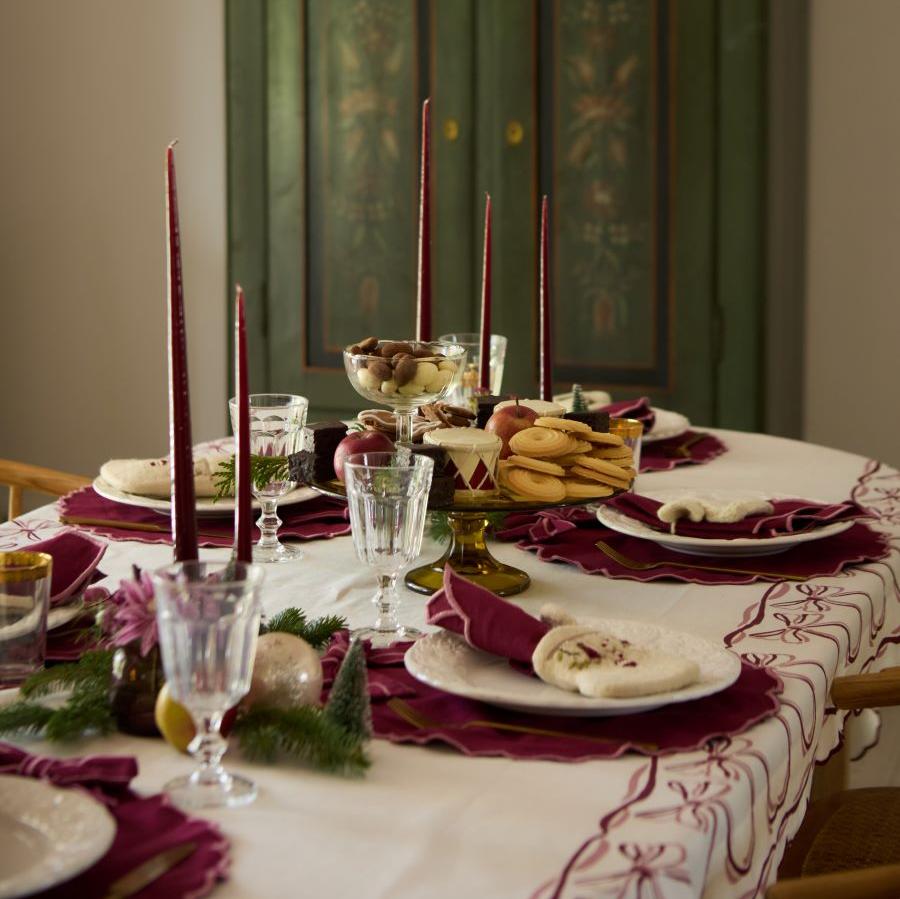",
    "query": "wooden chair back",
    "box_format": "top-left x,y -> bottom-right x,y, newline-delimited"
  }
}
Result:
0,459 -> 91,521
